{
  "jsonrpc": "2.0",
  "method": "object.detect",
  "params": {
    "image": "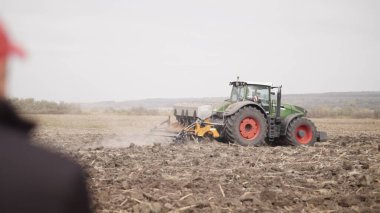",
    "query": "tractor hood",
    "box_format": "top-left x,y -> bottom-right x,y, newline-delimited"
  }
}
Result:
280,104 -> 307,118
213,101 -> 307,118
